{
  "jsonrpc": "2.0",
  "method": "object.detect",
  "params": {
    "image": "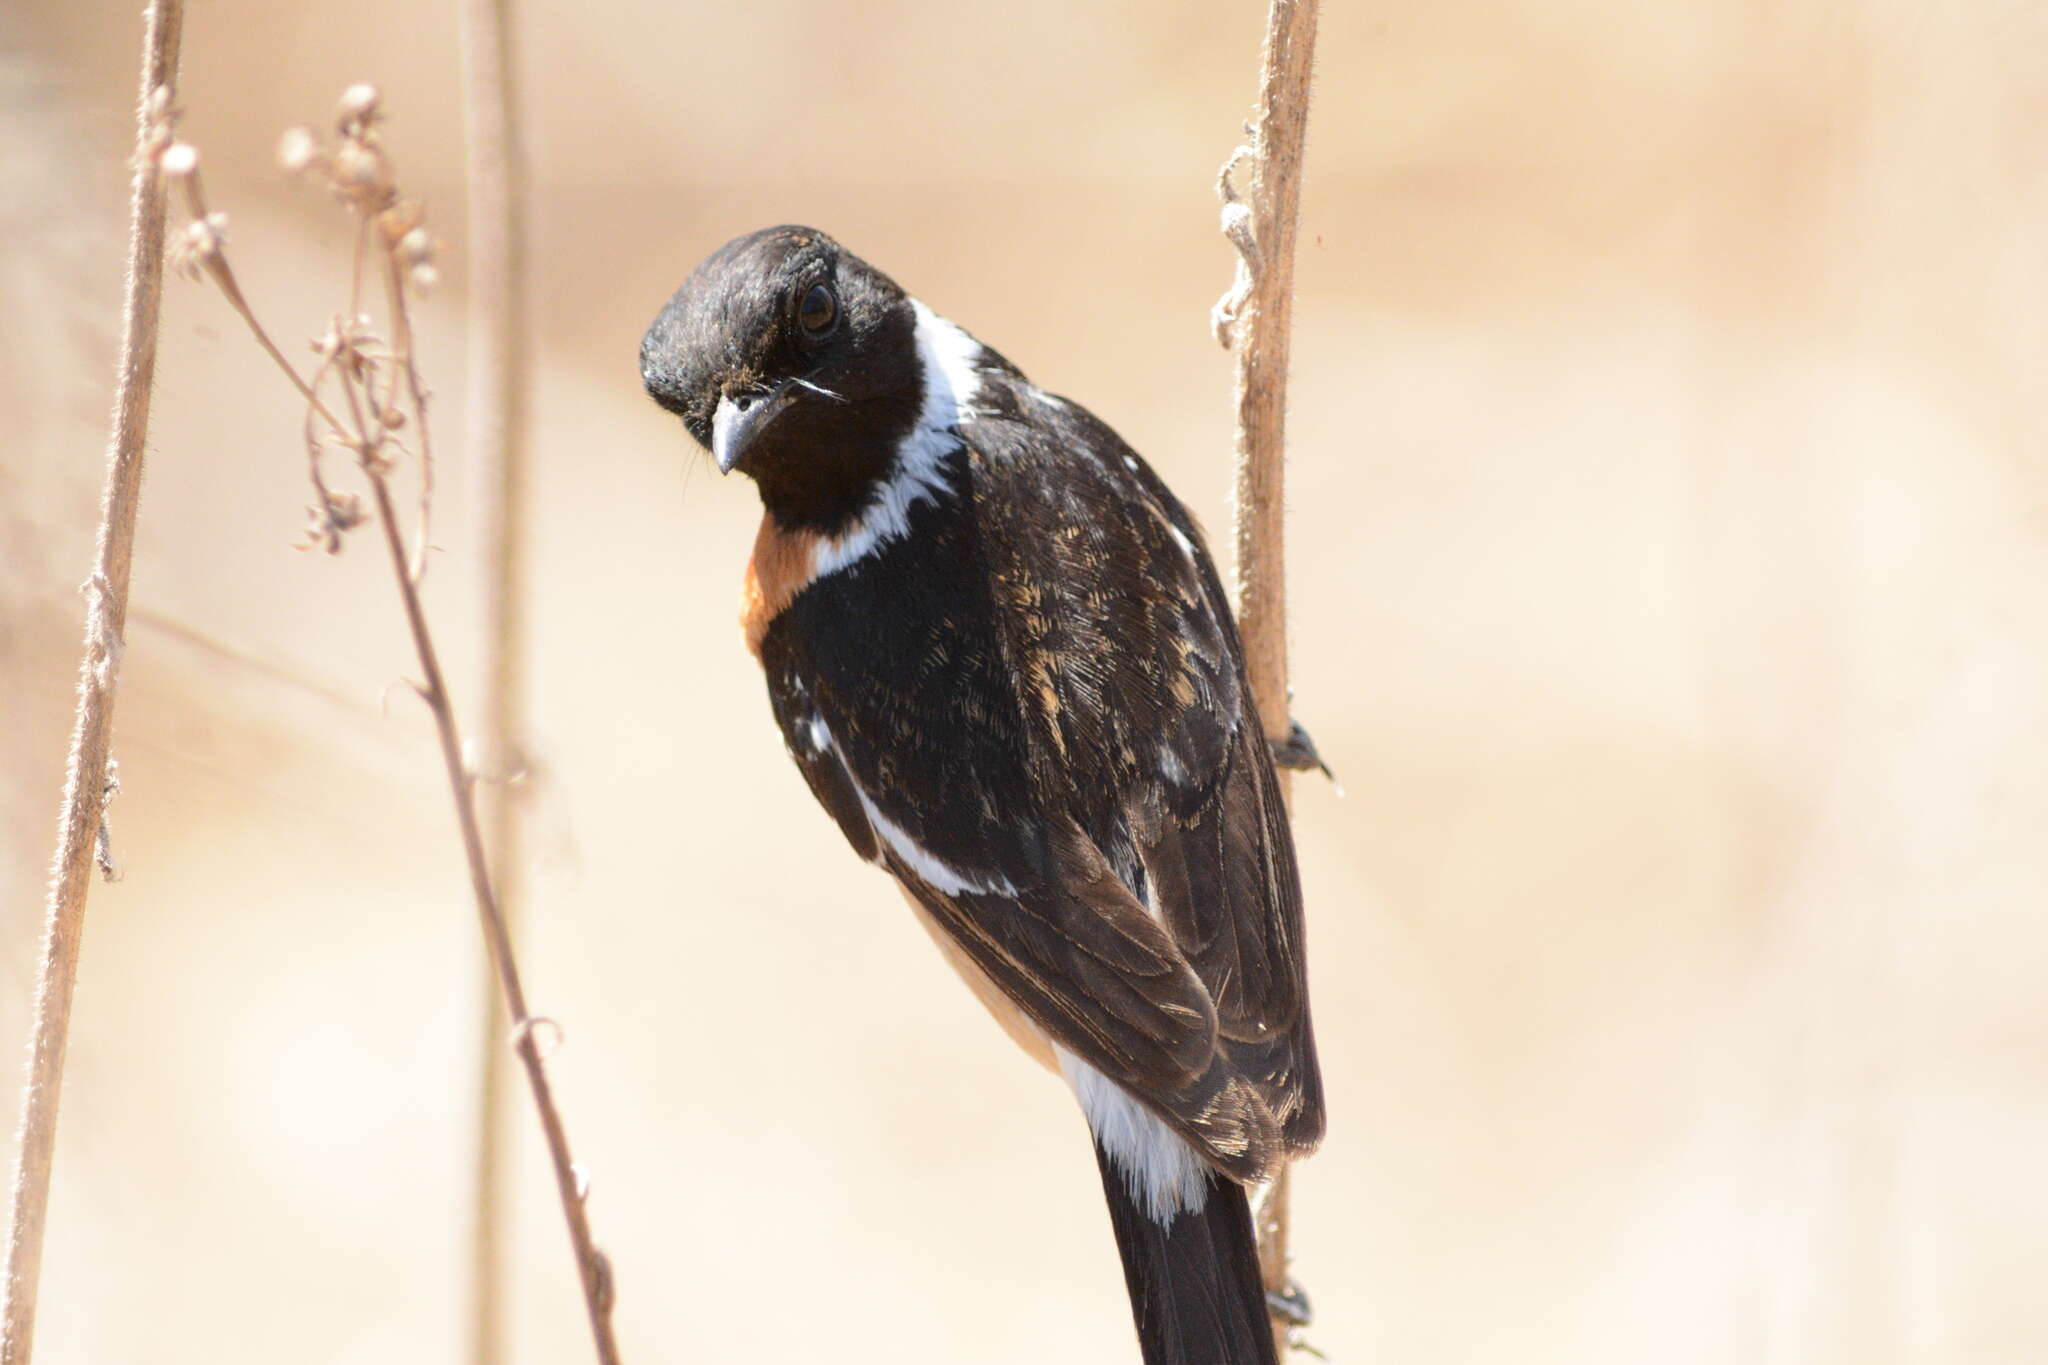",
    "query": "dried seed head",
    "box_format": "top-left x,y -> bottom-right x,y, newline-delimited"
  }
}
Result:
158,141 -> 198,178
278,126 -> 321,175
296,491 -> 368,555
330,141 -> 394,207
329,491 -> 366,528
377,198 -> 426,244
318,316 -> 356,359
170,212 -> 228,281
398,227 -> 434,267
336,84 -> 382,131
